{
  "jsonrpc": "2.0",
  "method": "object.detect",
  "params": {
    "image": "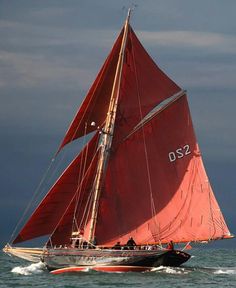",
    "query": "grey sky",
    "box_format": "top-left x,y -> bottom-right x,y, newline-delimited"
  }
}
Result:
1,0 -> 235,247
